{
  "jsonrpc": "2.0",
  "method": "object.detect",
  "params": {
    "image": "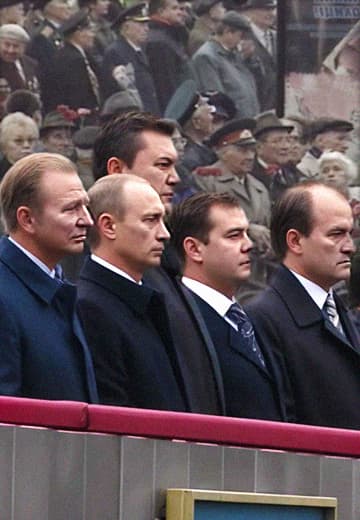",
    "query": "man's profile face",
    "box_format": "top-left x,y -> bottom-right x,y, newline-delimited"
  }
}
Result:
220,143 -> 256,176
111,182 -> 170,280
257,130 -> 291,165
30,170 -> 93,267
197,204 -> 253,297
122,130 -> 179,212
295,186 -> 355,291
